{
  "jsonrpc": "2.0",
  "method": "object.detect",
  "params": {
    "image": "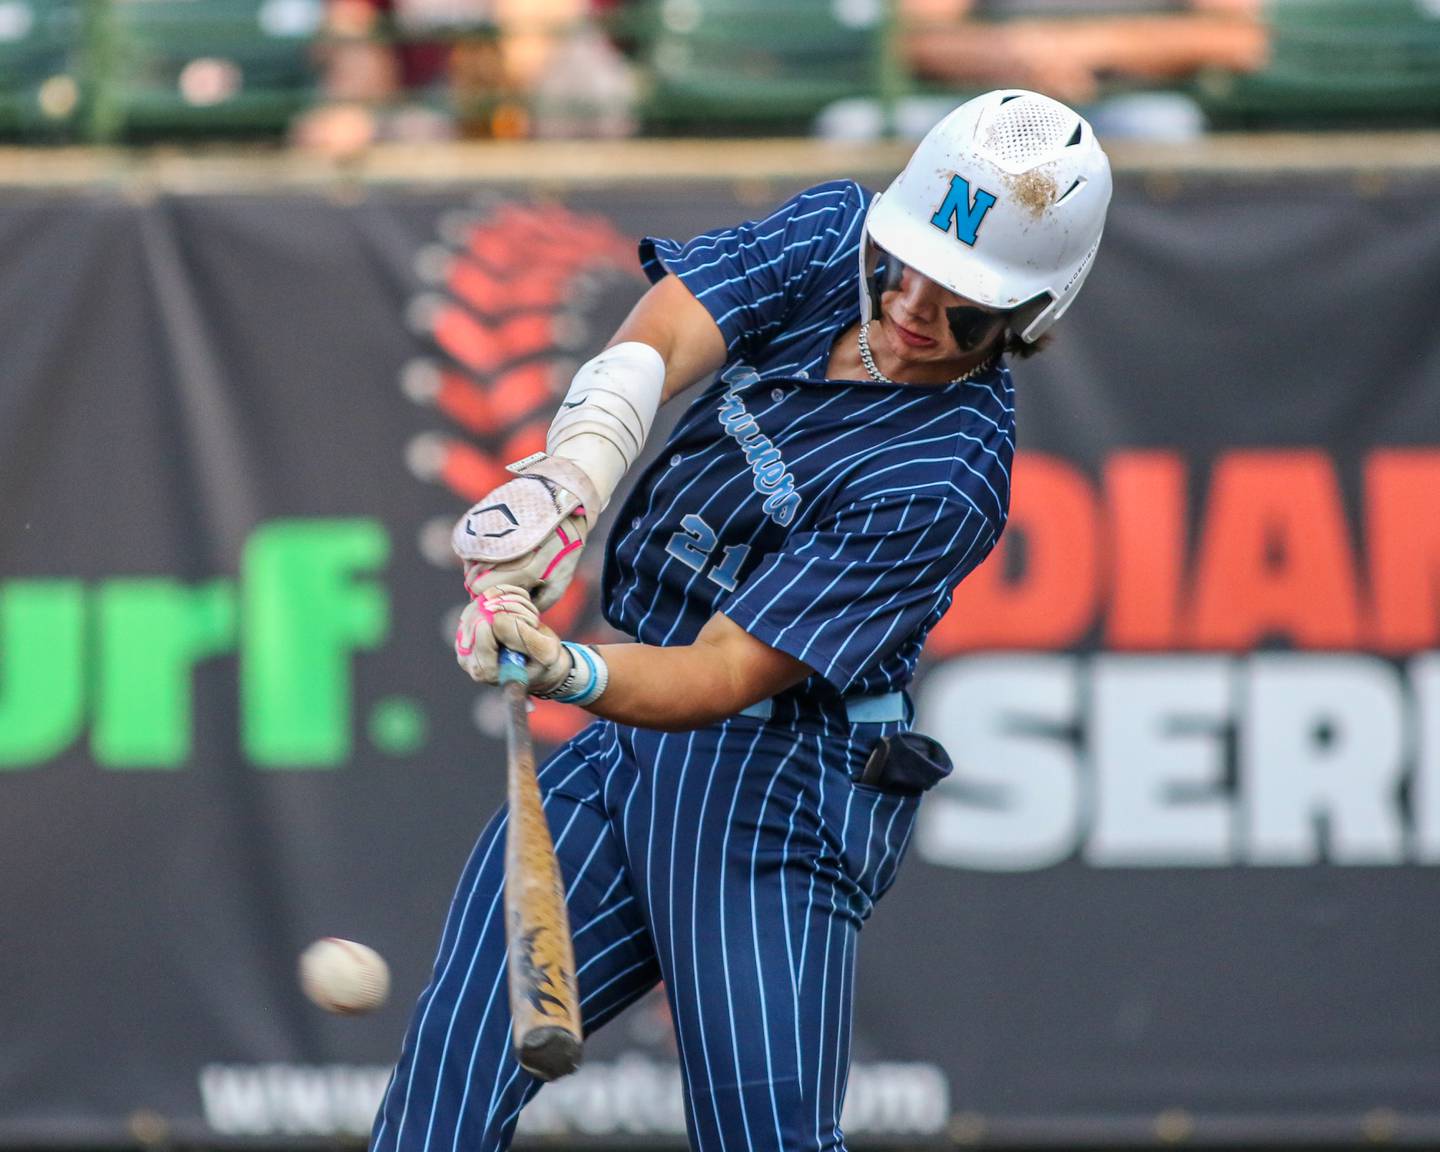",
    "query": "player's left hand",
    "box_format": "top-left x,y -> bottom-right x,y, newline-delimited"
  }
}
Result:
455,584 -> 571,693
460,510 -> 588,613
452,454 -> 599,612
